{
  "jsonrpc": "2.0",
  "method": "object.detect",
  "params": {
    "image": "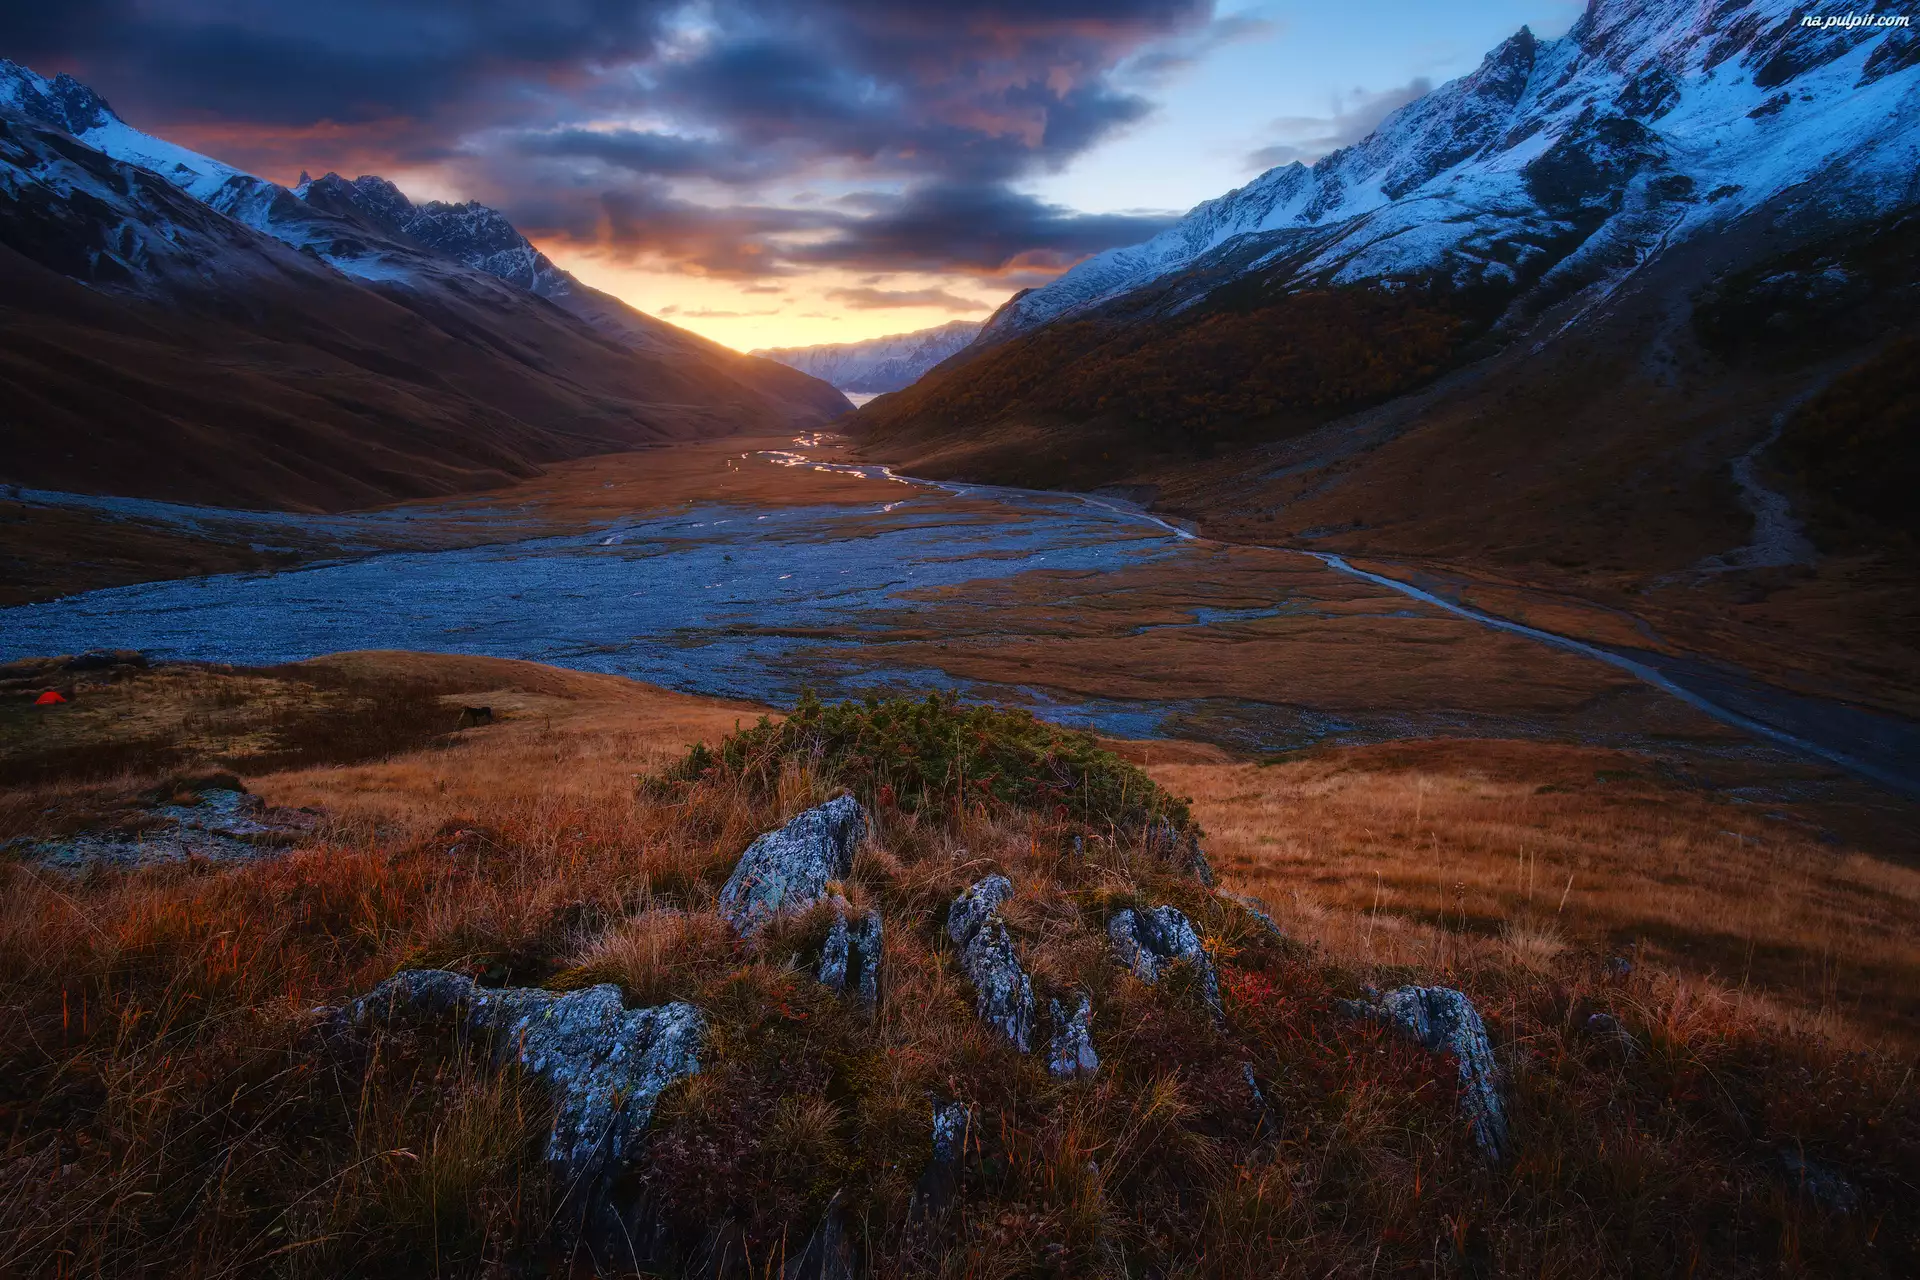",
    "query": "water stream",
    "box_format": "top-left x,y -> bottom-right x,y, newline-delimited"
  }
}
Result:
3,450 -> 1914,795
